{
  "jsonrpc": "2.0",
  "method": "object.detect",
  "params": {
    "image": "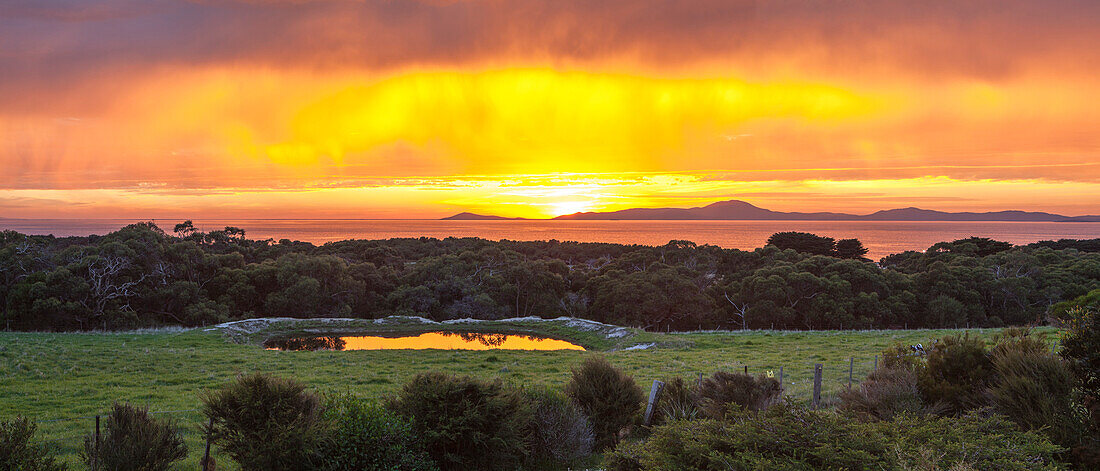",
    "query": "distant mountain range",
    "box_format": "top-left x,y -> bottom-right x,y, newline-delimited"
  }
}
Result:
443,200 -> 1100,222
